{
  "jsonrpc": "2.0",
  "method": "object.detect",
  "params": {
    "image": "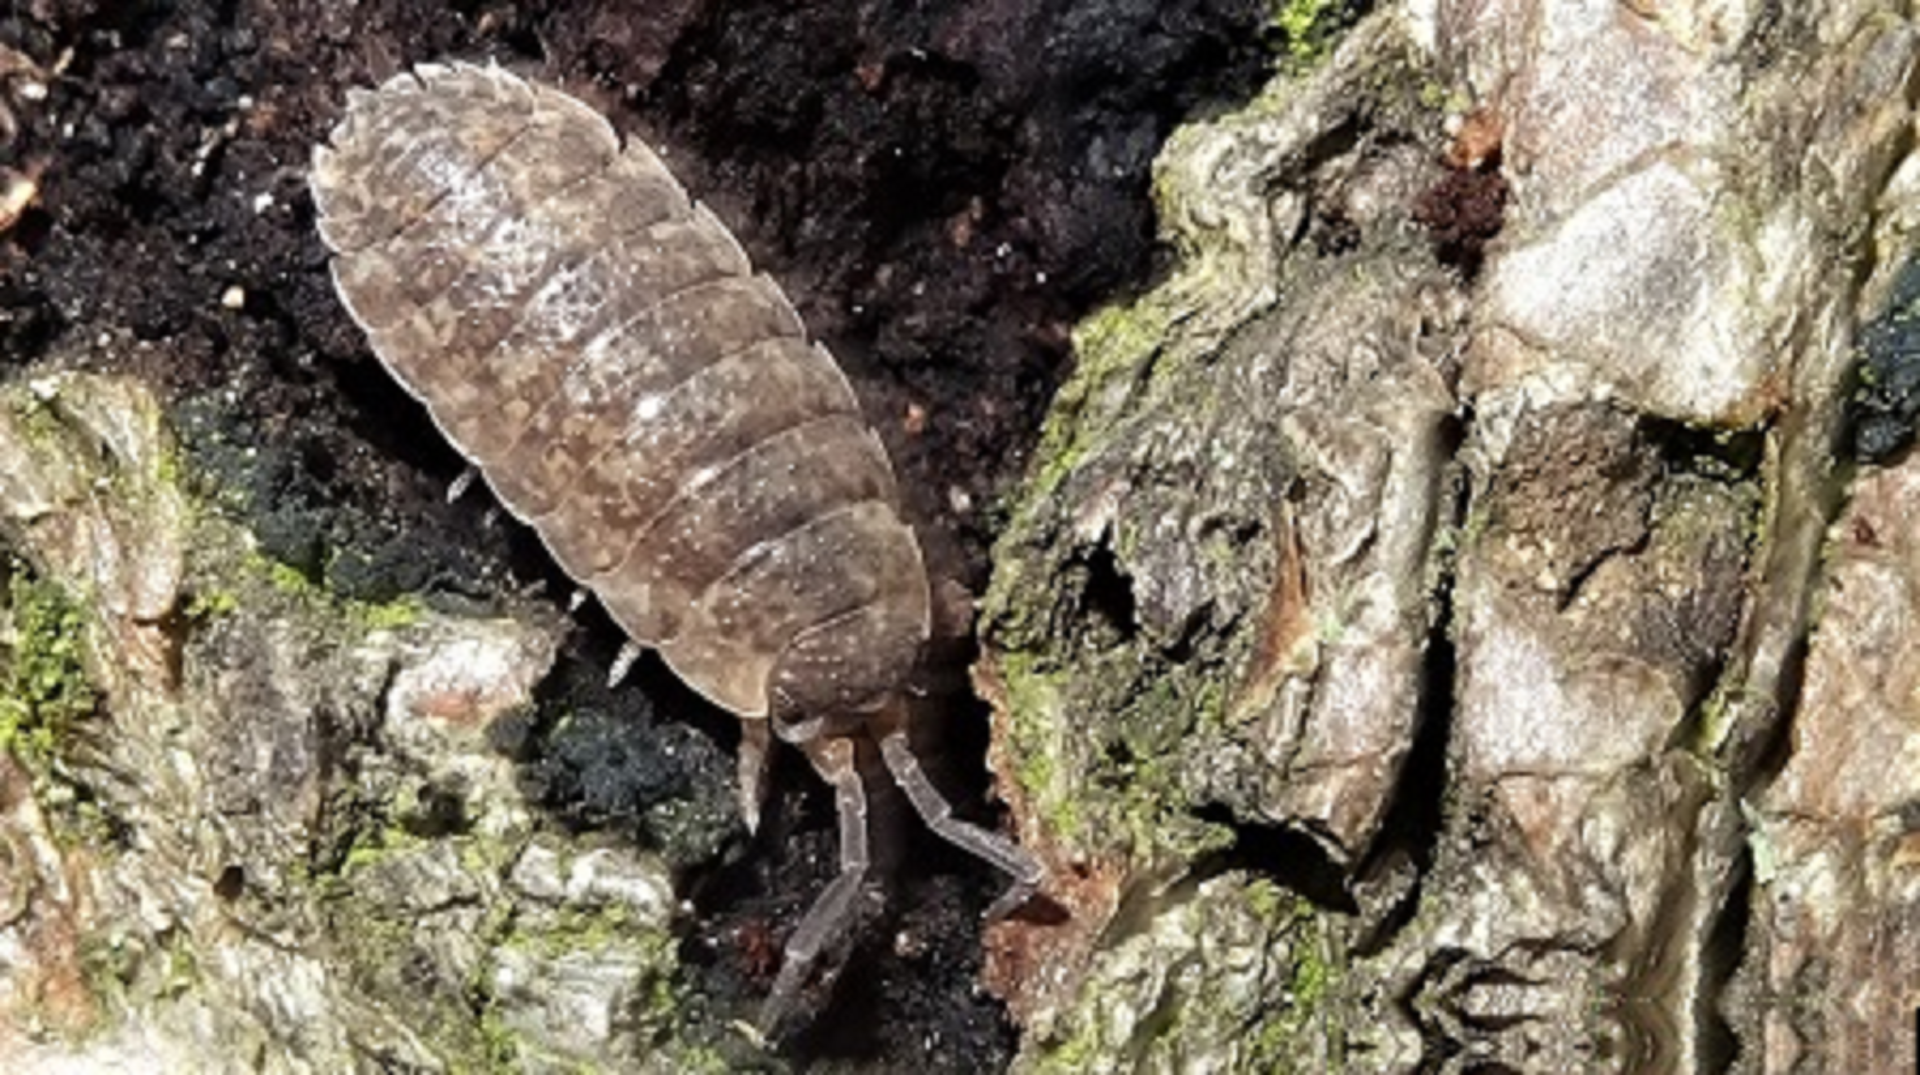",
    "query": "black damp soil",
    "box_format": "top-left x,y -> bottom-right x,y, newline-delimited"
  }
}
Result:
1849,256 -> 1920,463
0,0 -> 1279,1068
